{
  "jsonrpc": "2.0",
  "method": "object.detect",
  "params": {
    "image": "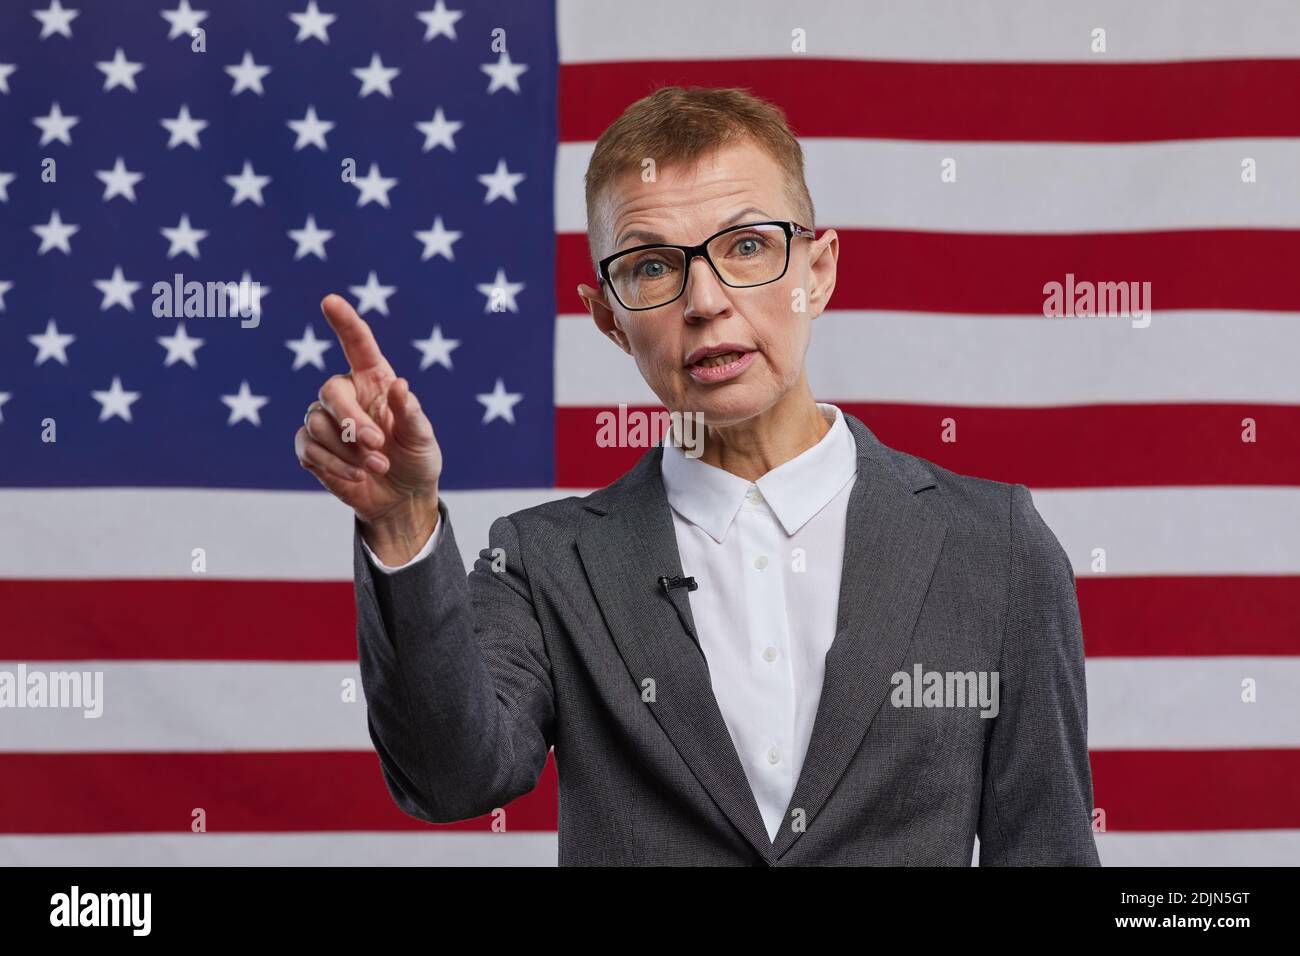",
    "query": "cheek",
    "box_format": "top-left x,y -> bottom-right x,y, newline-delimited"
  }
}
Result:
626,324 -> 681,377
754,288 -> 811,372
